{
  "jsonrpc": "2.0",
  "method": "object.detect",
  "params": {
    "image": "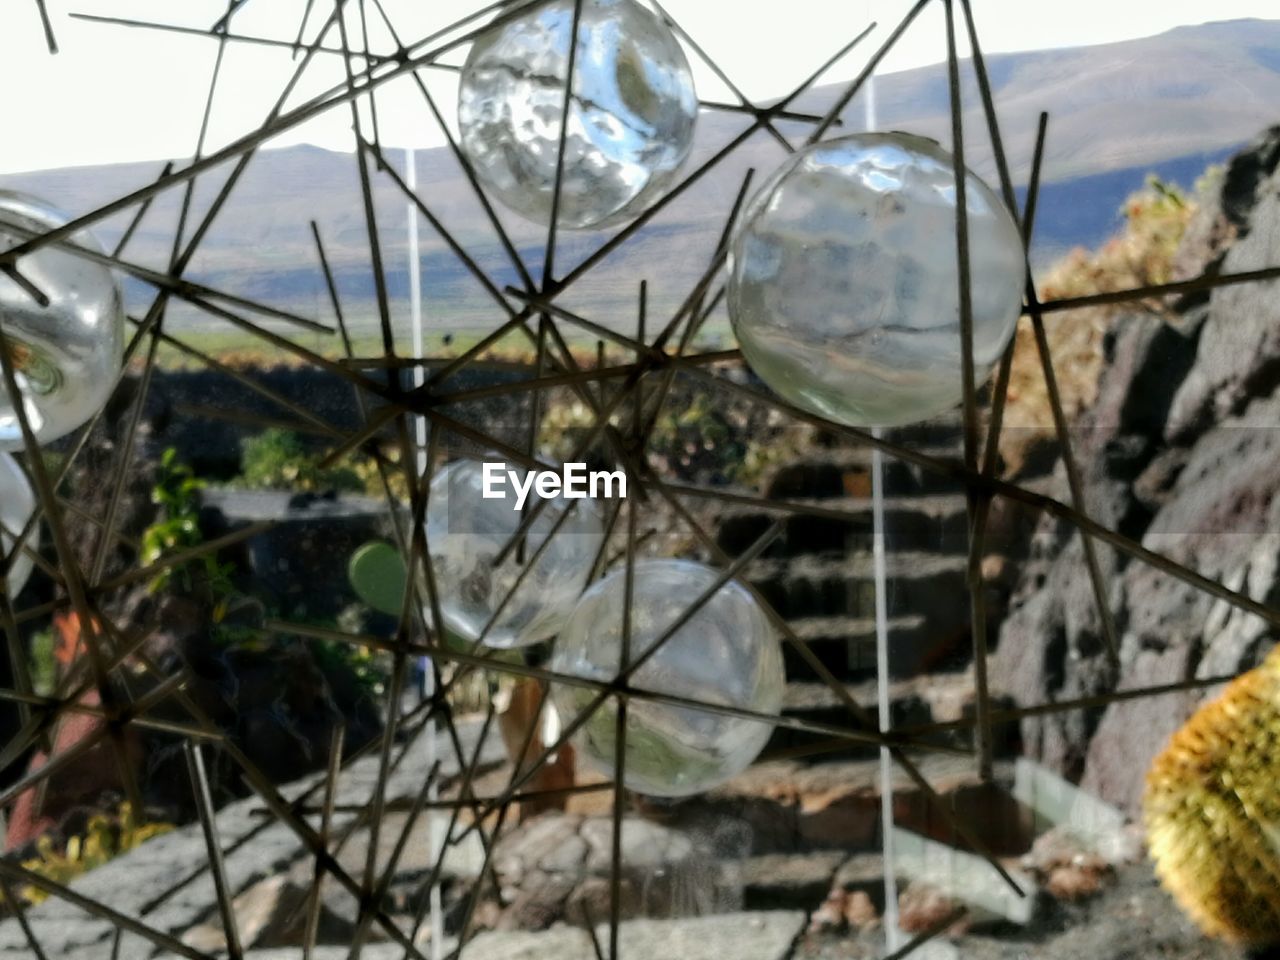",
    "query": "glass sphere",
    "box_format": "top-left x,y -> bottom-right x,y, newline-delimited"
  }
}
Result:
0,191 -> 125,450
0,453 -> 36,598
424,459 -> 605,649
551,559 -> 784,797
458,0 -> 698,229
728,132 -> 1025,428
